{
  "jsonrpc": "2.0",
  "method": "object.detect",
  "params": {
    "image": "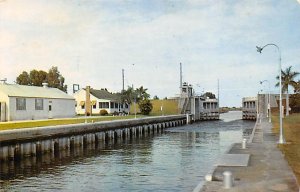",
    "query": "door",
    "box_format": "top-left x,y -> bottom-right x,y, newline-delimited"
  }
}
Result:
48,101 -> 53,119
0,102 -> 6,122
